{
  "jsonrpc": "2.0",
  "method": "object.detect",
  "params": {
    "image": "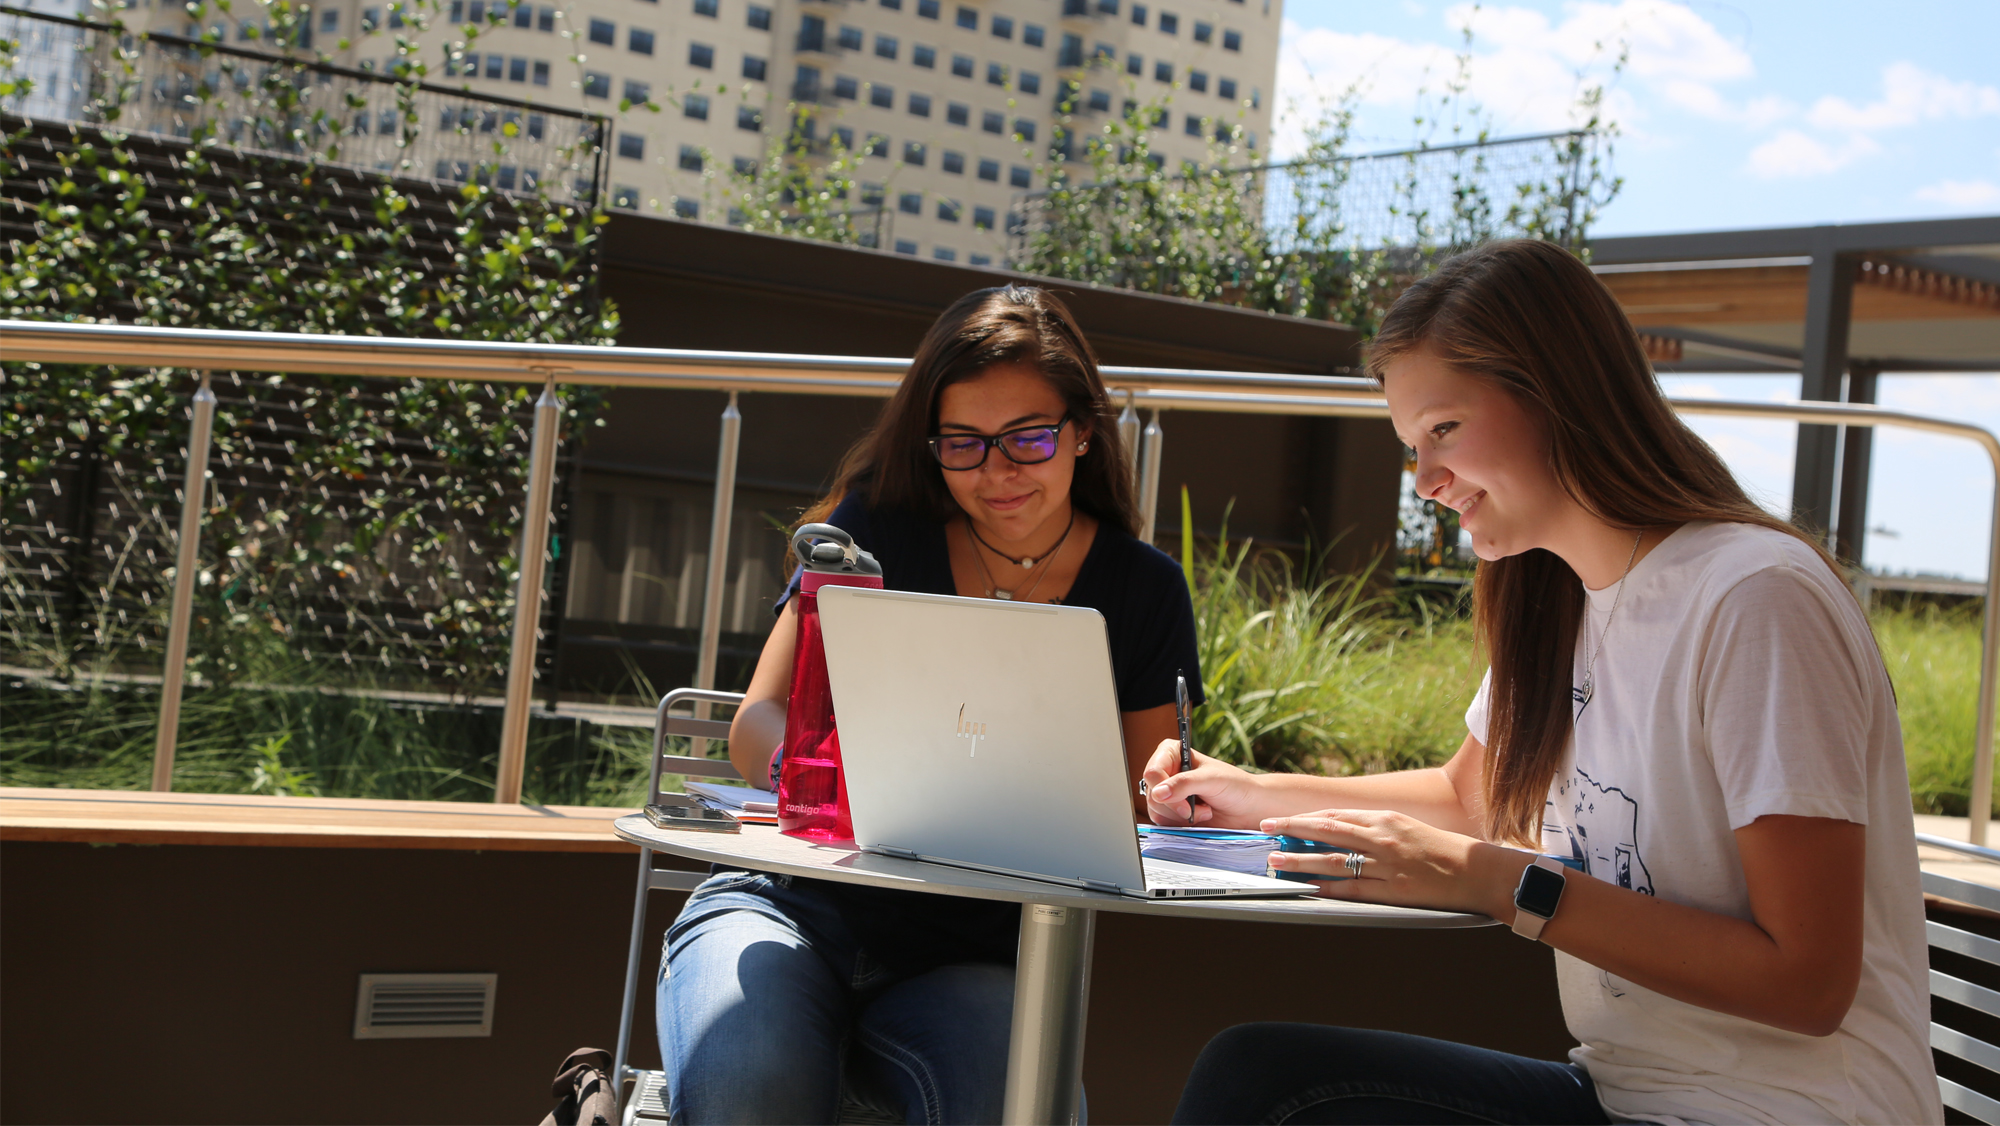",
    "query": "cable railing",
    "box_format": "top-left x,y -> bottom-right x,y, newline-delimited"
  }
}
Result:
4,318 -> 1997,841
